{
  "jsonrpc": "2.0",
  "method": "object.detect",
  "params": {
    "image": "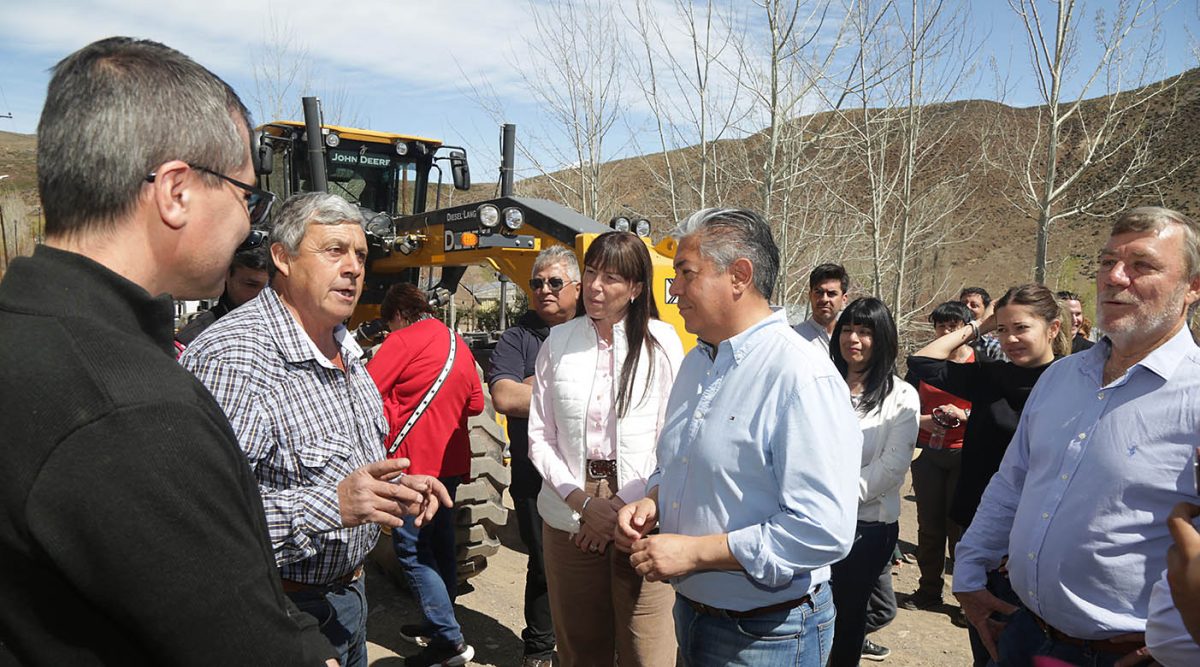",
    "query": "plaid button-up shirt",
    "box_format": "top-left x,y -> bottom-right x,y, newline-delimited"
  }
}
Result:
181,288 -> 387,585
